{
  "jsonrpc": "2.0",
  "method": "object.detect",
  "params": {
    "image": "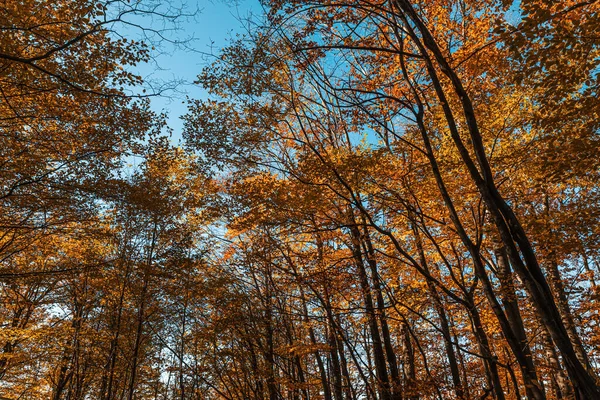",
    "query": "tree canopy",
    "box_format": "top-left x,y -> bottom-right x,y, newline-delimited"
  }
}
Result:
1,0 -> 600,399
